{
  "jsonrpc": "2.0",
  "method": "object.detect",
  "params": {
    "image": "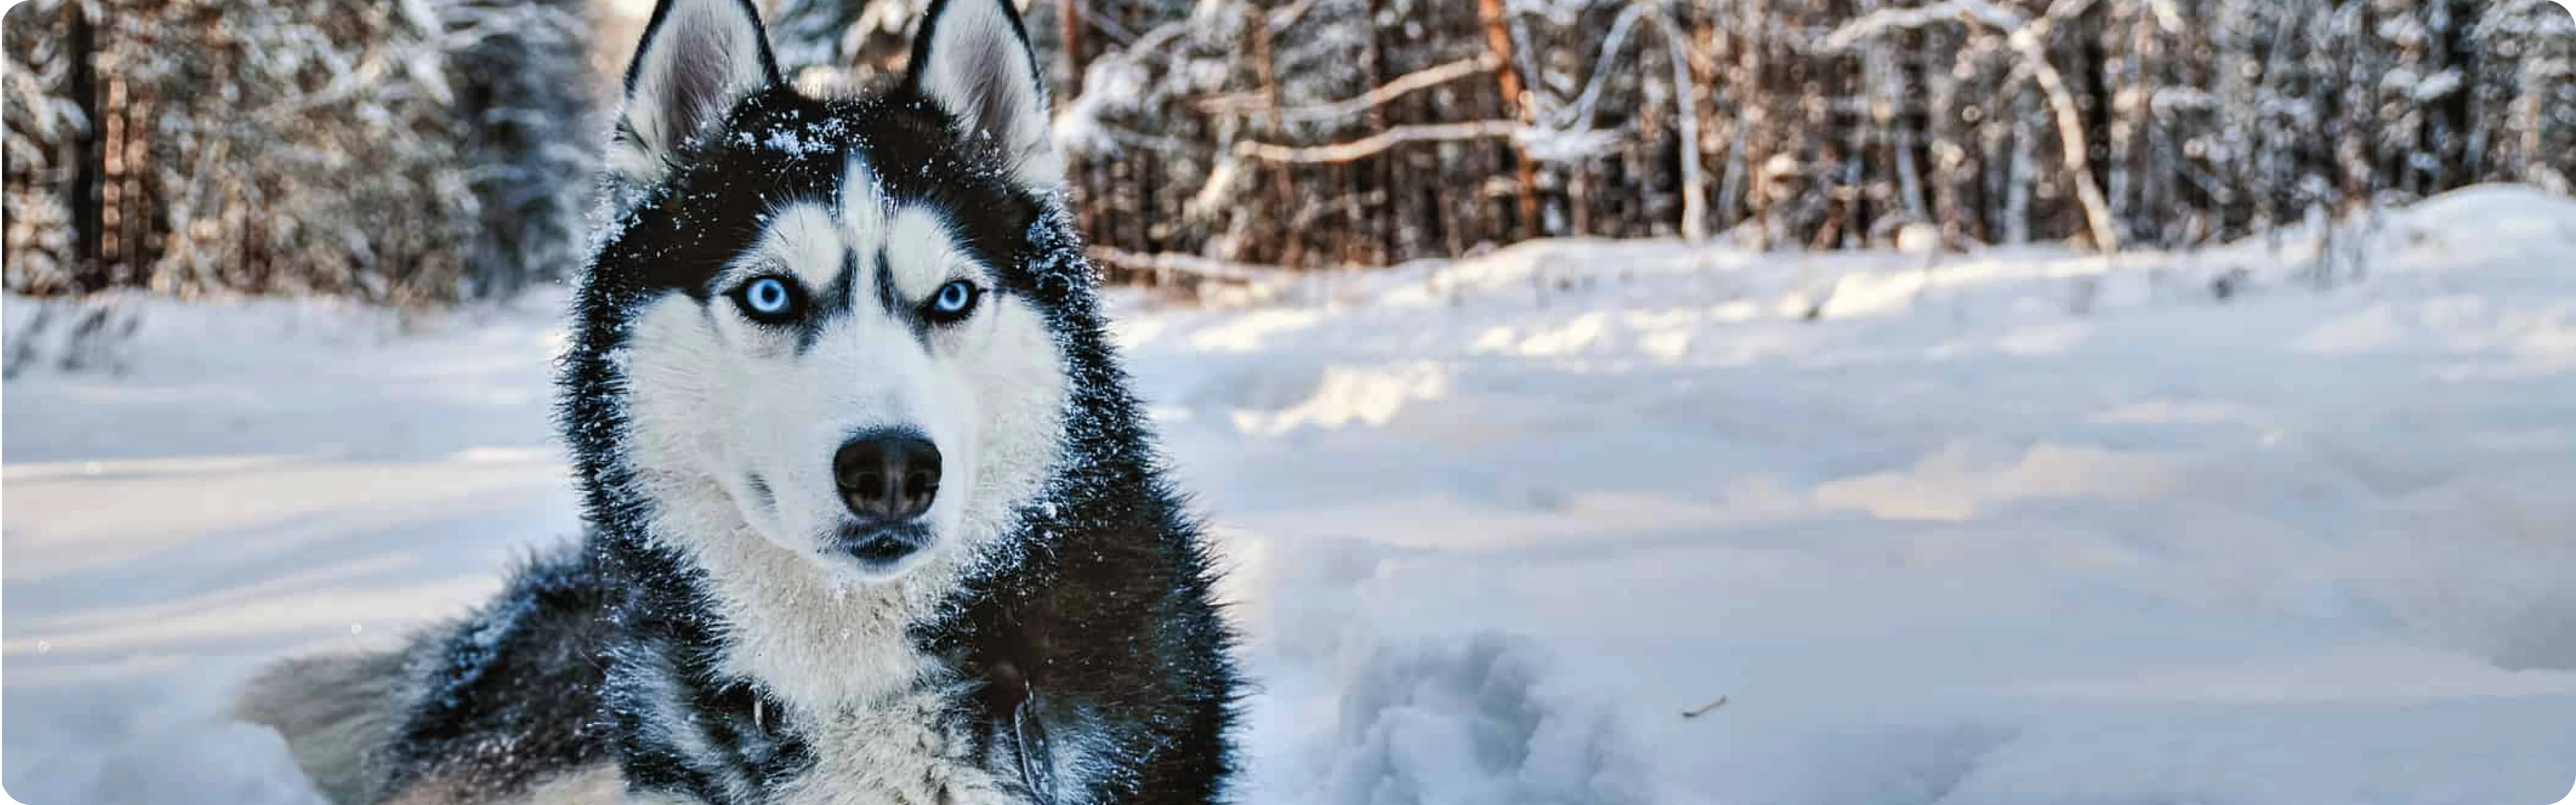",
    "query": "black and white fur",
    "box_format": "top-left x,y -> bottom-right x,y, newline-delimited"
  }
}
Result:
235,0 -> 1239,801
